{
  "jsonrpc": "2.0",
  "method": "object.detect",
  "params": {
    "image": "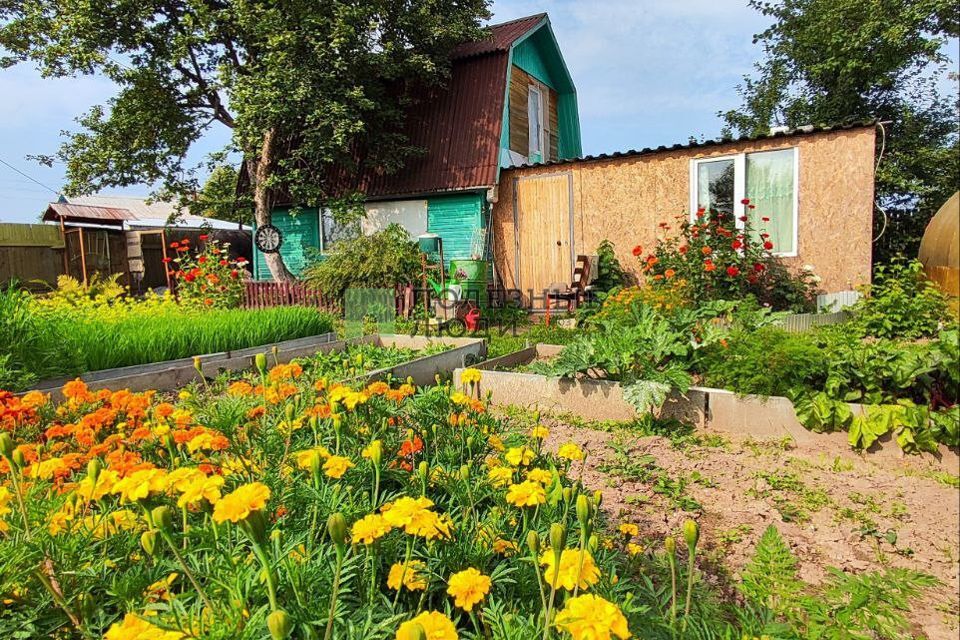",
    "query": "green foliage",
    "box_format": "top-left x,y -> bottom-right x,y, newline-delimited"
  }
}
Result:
930,405 -> 960,447
850,258 -> 952,339
189,164 -> 251,226
639,211 -> 820,312
848,401 -> 939,454
790,391 -> 854,433
699,327 -> 826,397
592,239 -> 629,293
723,0 -> 959,263
0,285 -> 77,390
741,525 -> 937,638
485,323 -> 578,359
302,225 -> 422,299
